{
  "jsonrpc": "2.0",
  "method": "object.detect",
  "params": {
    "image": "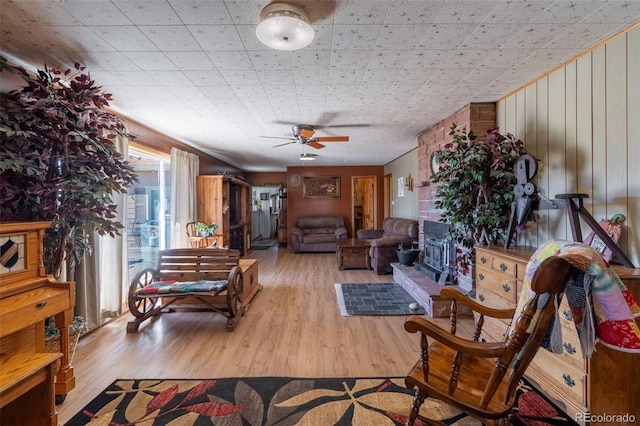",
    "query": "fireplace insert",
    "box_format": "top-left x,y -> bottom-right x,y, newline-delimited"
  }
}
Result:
416,220 -> 456,284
